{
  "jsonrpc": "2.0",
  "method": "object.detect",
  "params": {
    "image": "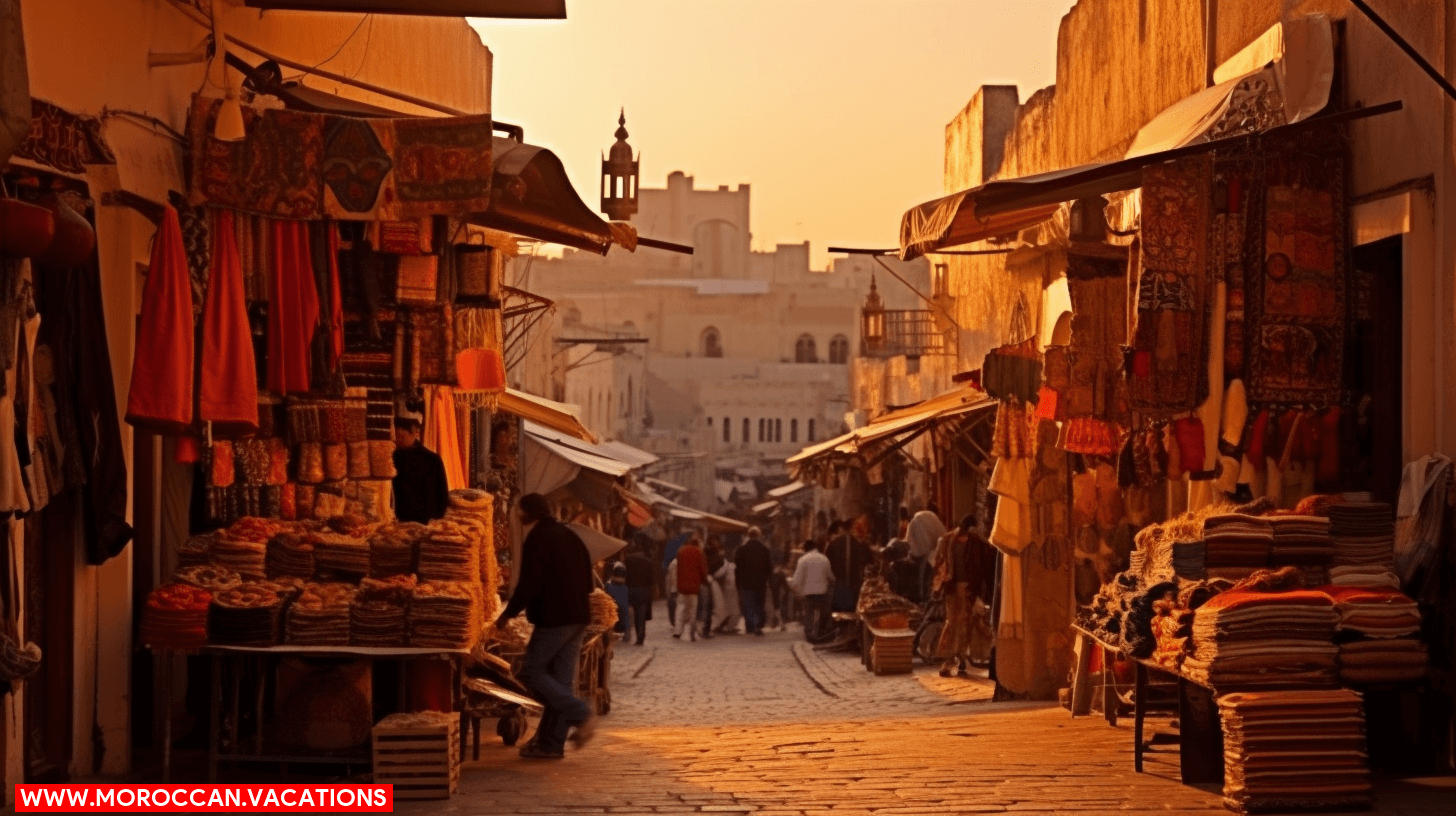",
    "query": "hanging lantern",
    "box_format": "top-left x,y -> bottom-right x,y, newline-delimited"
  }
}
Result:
0,198 -> 56,259
455,348 -> 506,409
34,194 -> 96,268
1069,195 -> 1110,244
